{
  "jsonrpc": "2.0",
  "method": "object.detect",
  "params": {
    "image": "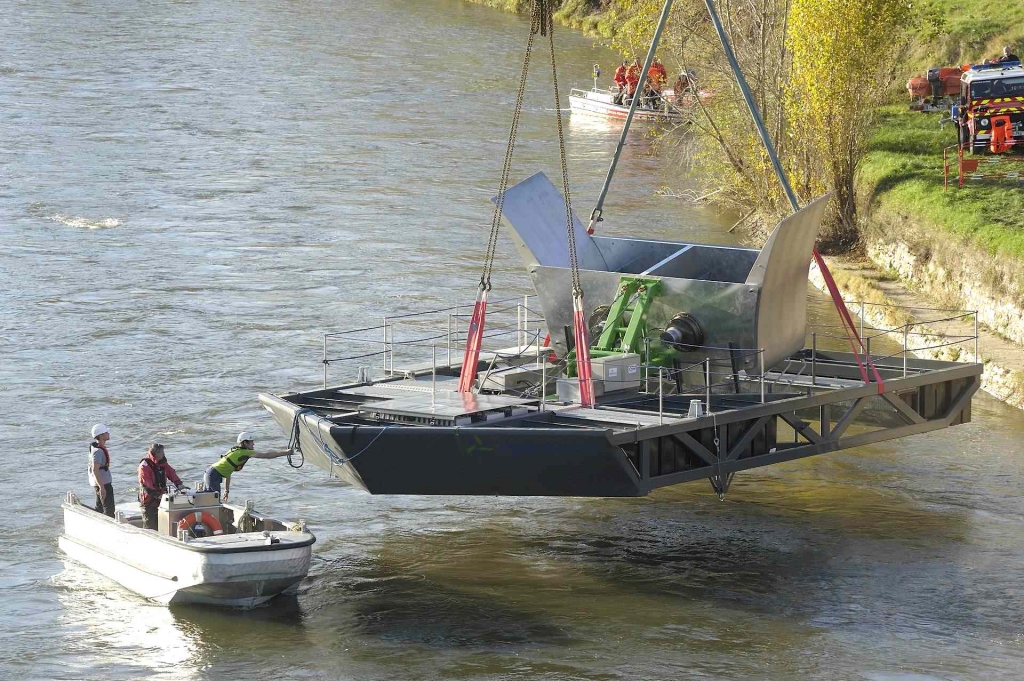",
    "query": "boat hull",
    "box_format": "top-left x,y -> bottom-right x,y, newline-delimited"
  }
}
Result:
568,91 -> 683,122
260,393 -> 645,496
60,503 -> 313,607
